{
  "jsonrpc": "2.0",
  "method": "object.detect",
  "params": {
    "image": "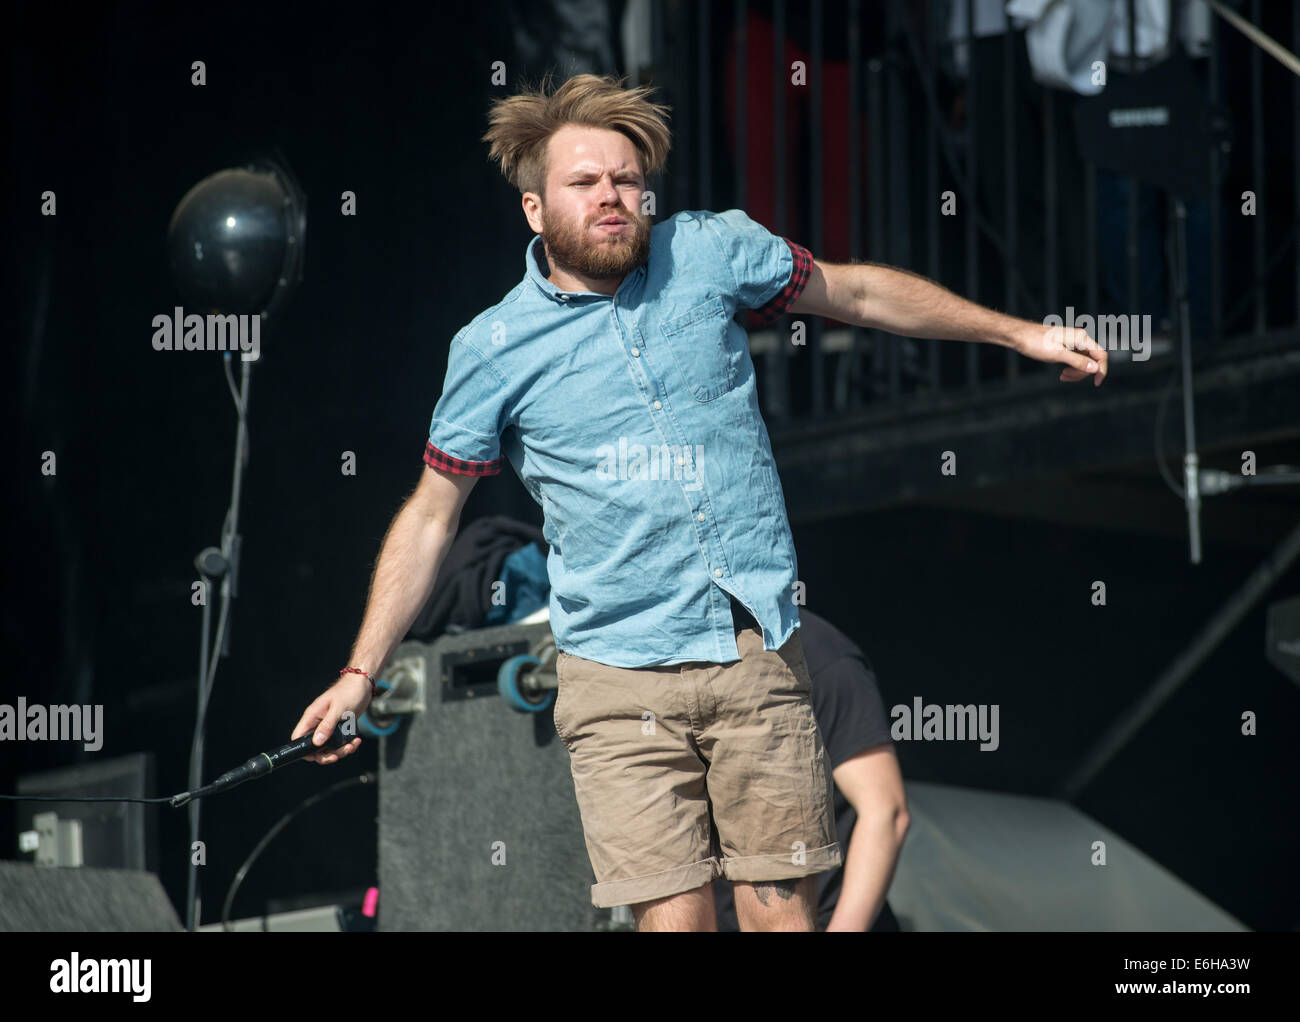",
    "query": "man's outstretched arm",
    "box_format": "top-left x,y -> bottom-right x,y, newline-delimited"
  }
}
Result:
787,259 -> 1108,386
290,464 -> 479,763
345,464 -> 479,680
